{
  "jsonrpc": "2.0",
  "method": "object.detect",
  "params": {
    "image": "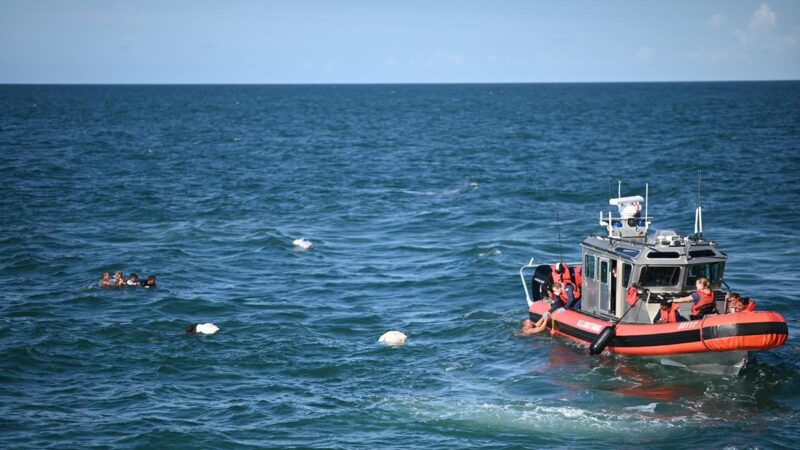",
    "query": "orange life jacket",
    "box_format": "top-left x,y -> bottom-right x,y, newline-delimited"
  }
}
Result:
691,289 -> 715,316
744,301 -> 756,312
551,264 -> 581,299
656,304 -> 681,323
551,263 -> 572,285
571,266 -> 583,299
